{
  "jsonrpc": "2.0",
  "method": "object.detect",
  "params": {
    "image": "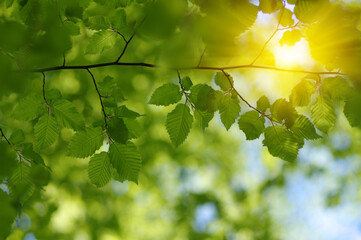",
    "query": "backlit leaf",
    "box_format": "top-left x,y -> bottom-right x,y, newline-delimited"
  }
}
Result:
166,104 -> 193,147
238,111 -> 265,140
311,96 -> 336,133
88,152 -> 112,187
67,127 -> 104,158
149,83 -> 182,106
34,114 -> 59,151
